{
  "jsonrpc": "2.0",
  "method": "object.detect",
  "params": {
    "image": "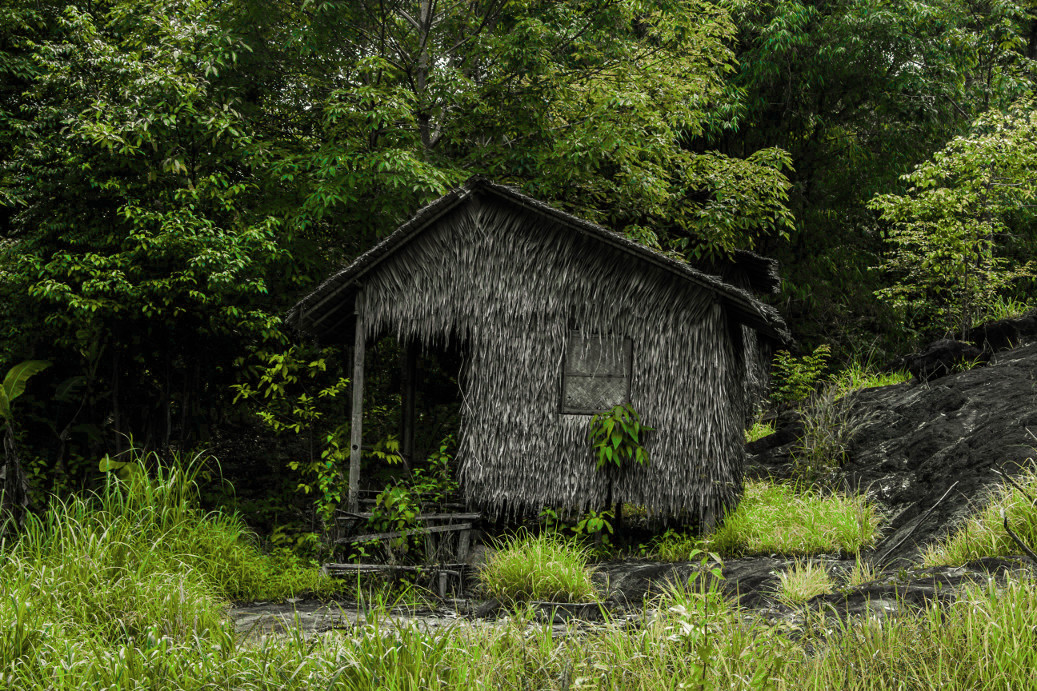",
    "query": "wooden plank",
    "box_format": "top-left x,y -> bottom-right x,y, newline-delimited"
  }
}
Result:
335,522 -> 473,545
349,304 -> 365,513
400,341 -> 417,466
323,563 -> 467,572
336,512 -> 481,522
